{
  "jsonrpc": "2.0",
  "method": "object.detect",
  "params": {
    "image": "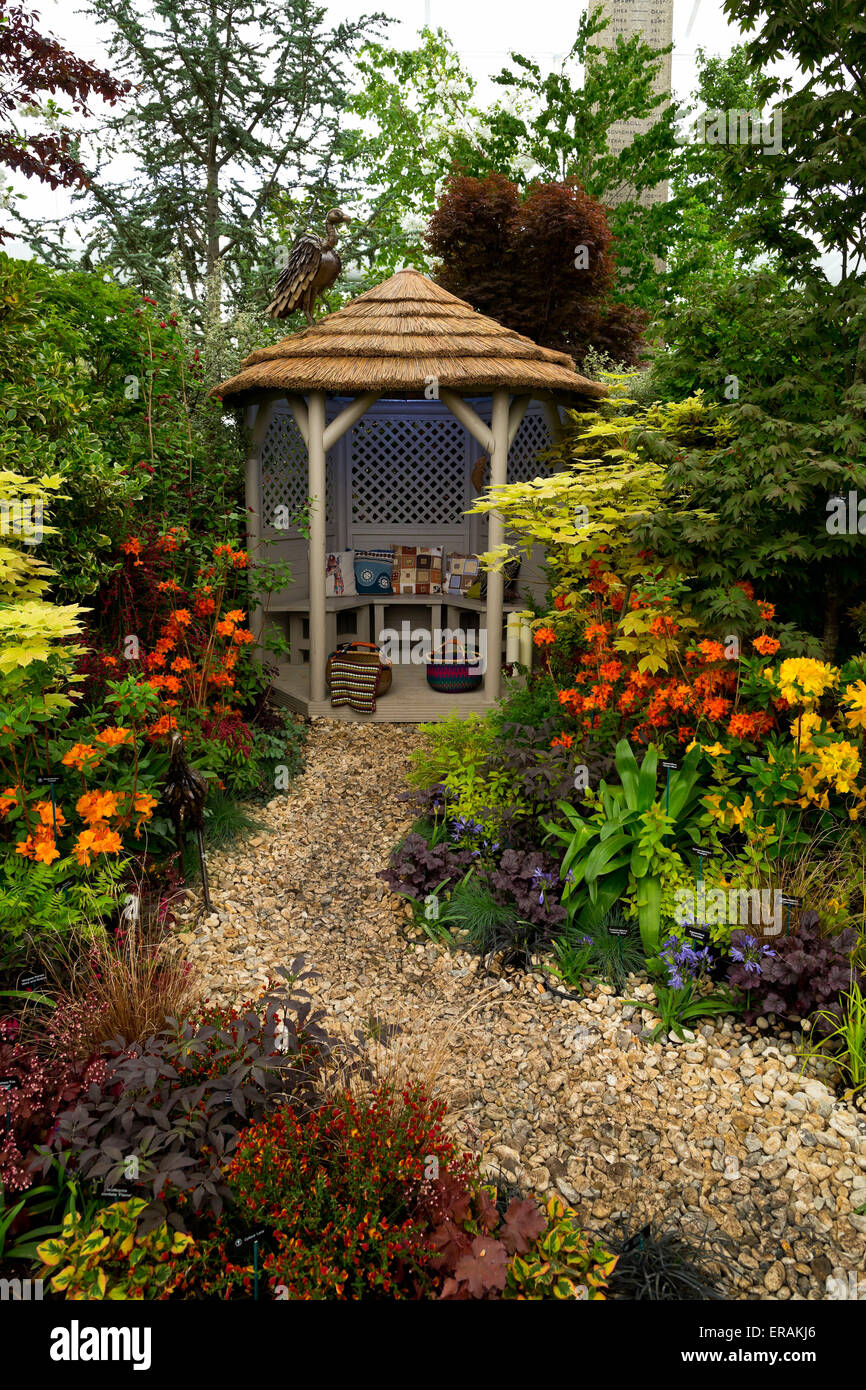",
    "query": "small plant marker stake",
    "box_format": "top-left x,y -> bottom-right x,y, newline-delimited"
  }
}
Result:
661,761 -> 677,847
37,774 -> 61,837
254,1238 -> 259,1302
608,918 -> 627,974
